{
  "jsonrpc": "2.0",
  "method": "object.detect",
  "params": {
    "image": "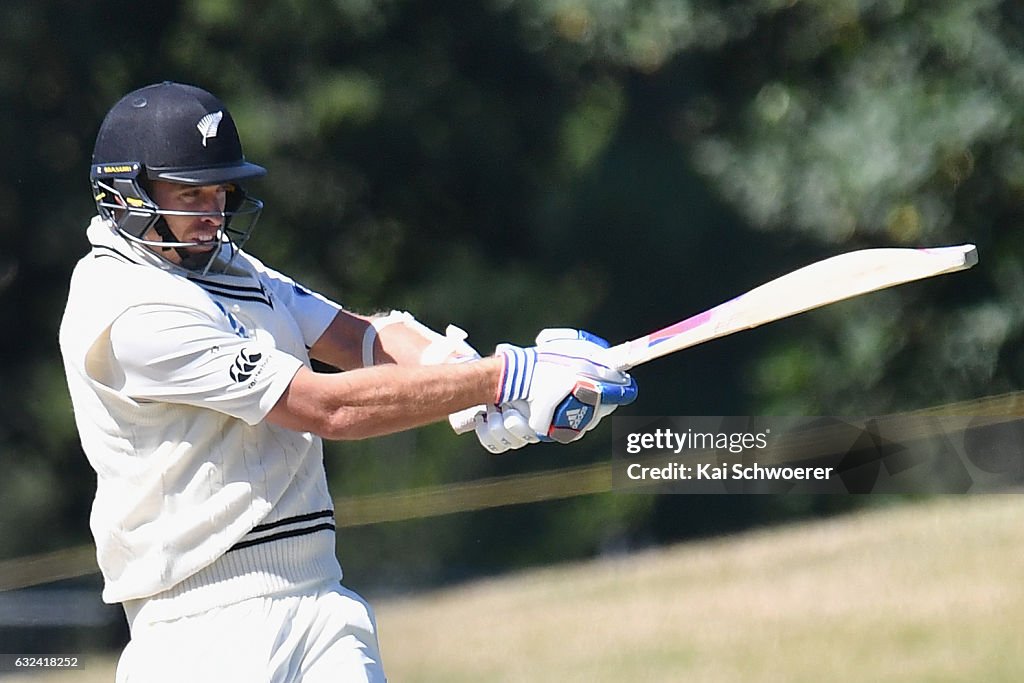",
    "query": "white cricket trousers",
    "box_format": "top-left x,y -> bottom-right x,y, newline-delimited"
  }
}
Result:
115,581 -> 387,682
